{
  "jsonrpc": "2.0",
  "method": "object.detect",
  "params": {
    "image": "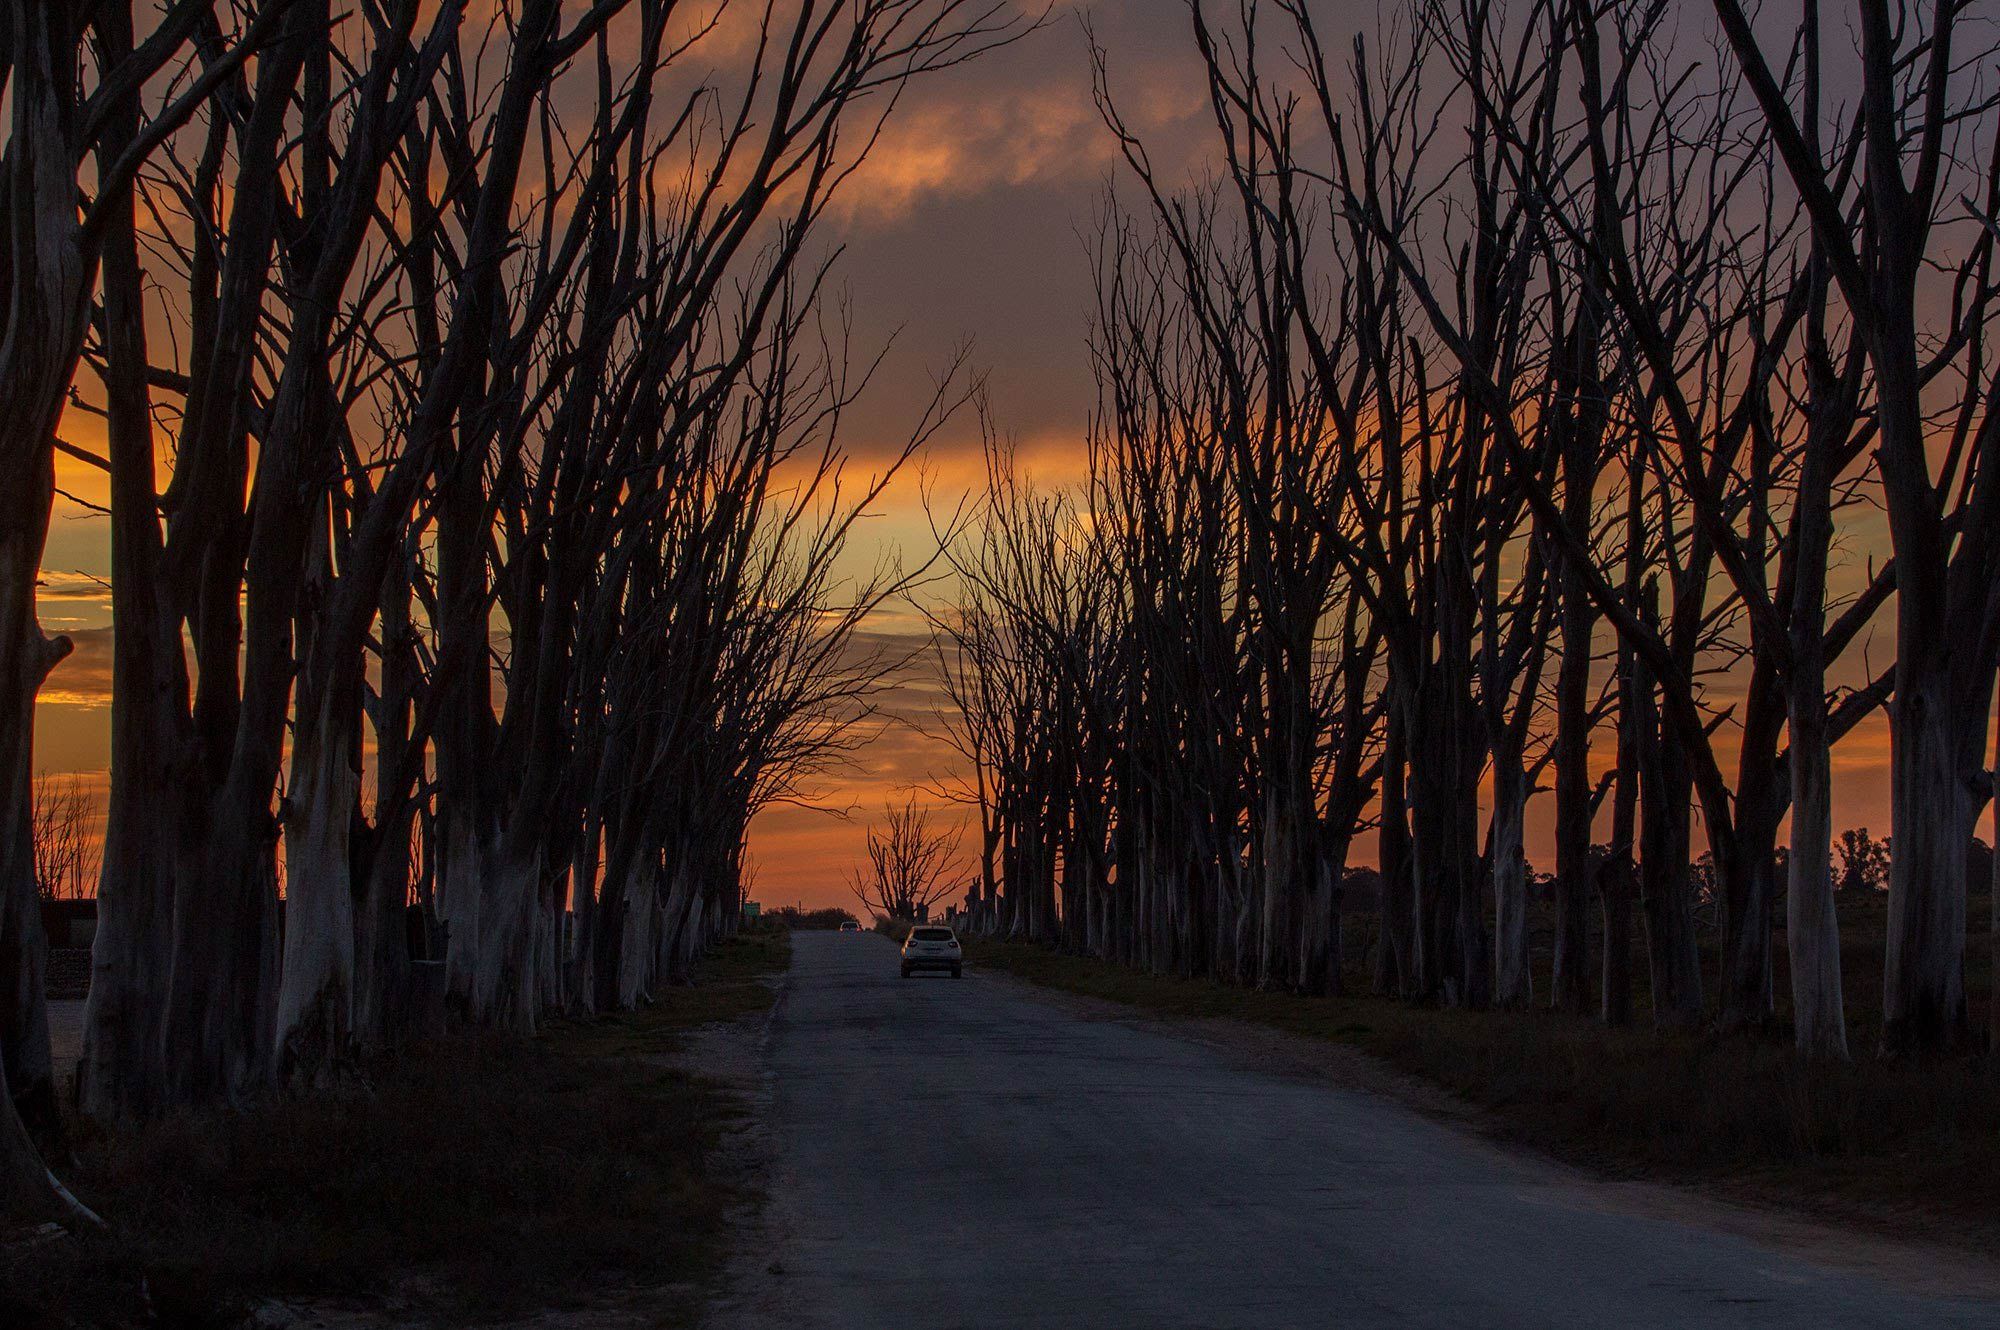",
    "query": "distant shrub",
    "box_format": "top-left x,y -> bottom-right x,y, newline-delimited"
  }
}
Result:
763,906 -> 858,931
